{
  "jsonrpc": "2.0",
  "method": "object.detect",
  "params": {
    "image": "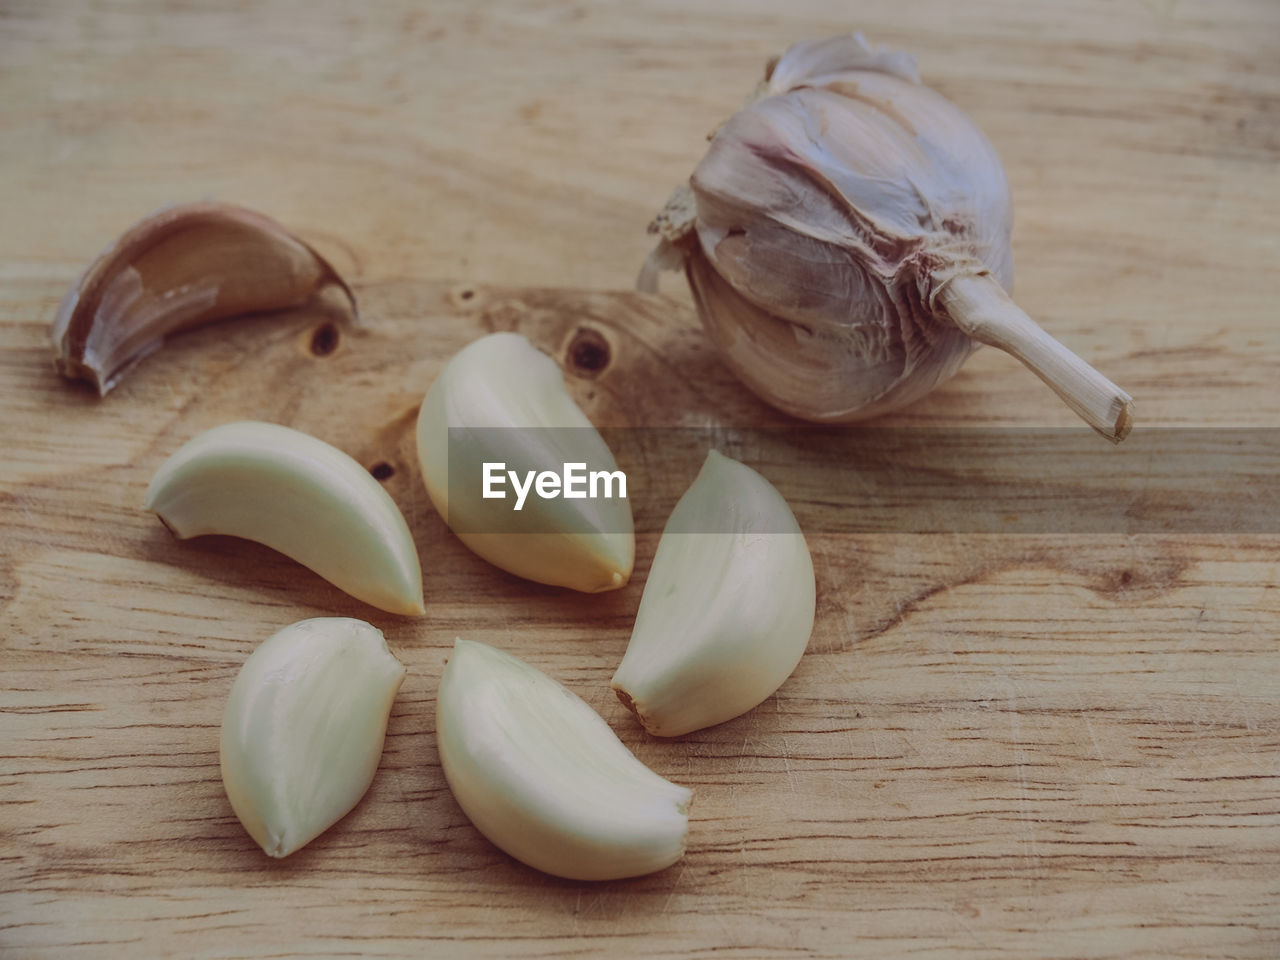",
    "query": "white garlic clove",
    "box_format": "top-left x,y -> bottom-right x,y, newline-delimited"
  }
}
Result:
220,618 -> 406,858
52,202 -> 356,396
647,33 -> 1133,441
145,421 -> 424,616
611,450 -> 815,737
415,332 -> 634,593
436,638 -> 692,881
